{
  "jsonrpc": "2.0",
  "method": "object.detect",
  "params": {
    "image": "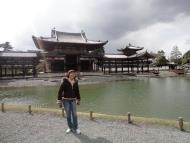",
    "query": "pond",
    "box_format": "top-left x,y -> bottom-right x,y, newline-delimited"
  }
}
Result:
0,76 -> 190,121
